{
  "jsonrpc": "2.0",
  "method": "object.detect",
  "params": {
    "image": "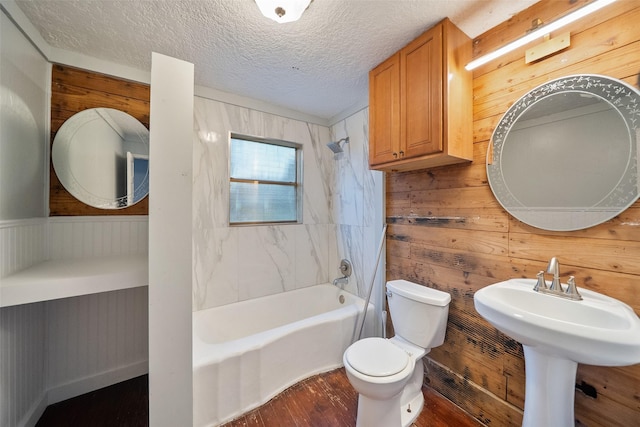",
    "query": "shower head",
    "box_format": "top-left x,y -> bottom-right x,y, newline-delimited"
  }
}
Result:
326,137 -> 349,153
